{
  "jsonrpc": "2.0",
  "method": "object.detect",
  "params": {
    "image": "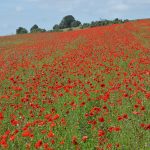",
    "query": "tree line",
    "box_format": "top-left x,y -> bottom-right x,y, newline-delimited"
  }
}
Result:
16,15 -> 129,34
